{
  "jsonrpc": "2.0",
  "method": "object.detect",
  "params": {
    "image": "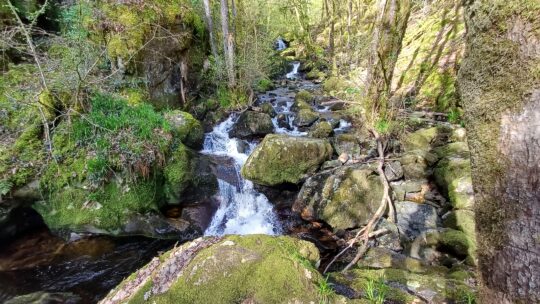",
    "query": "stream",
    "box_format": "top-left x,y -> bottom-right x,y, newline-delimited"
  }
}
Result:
0,63 -> 348,303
